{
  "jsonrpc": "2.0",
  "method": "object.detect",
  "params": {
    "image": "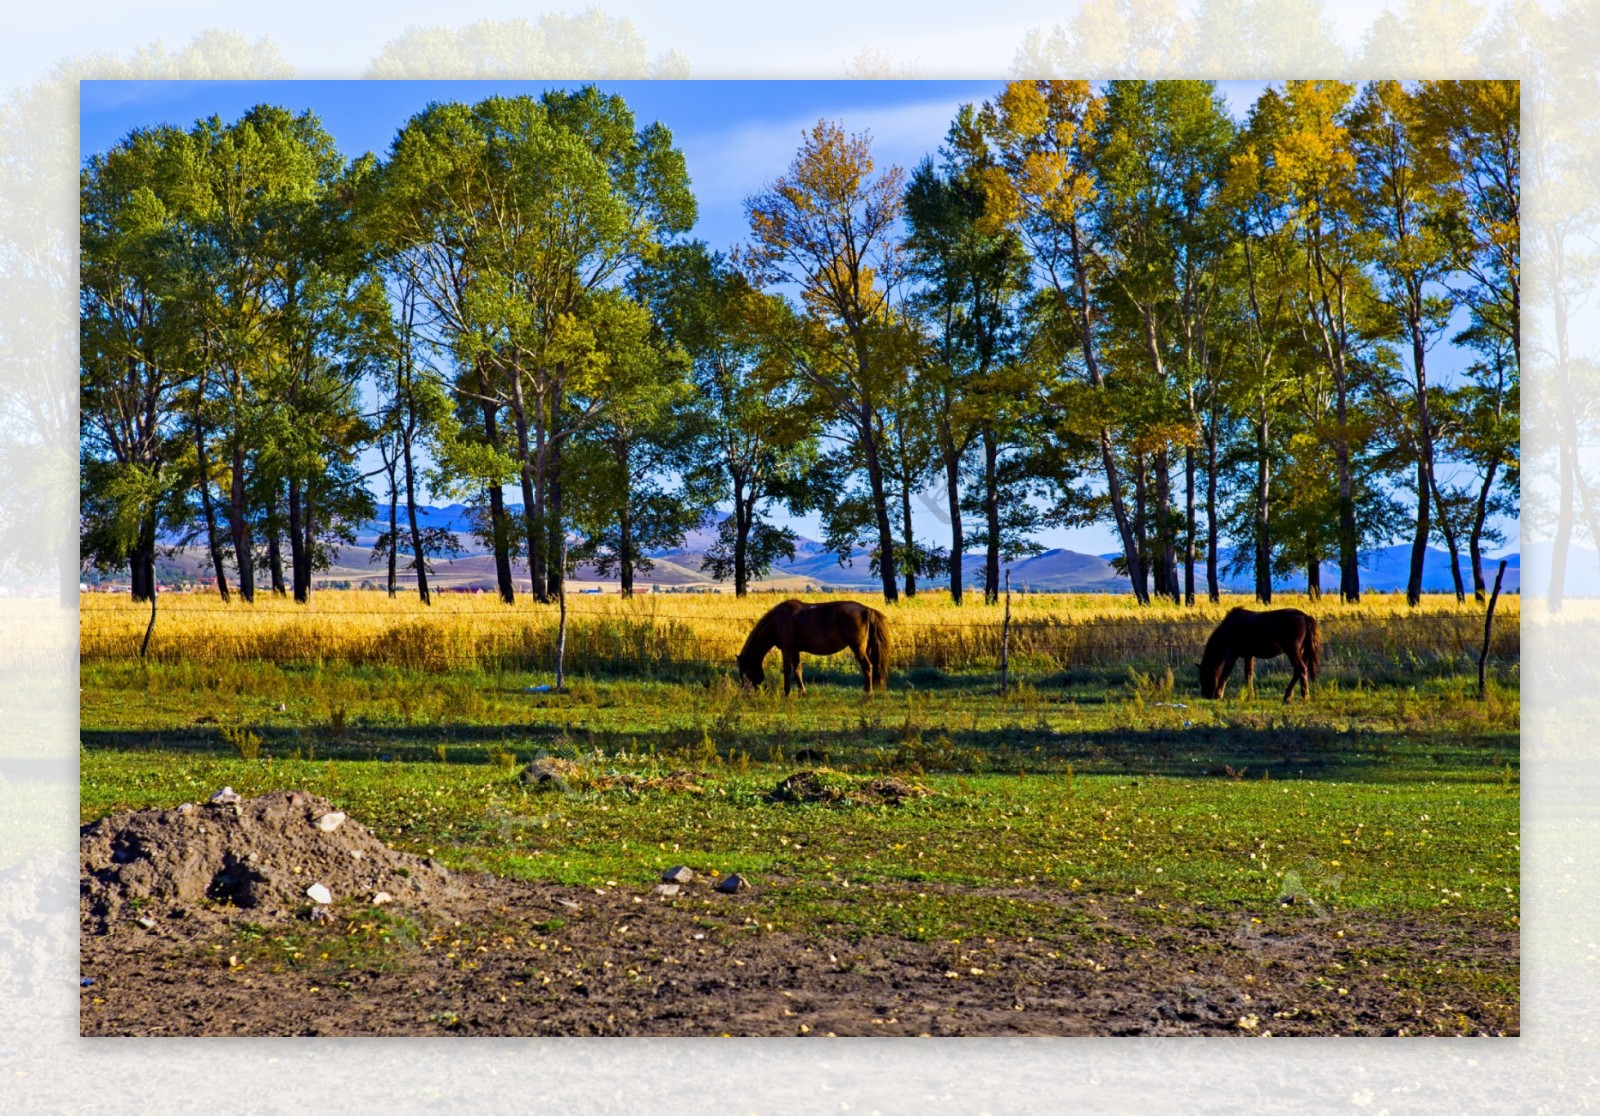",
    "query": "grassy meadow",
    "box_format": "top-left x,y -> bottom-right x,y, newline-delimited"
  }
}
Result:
79,589 -> 1520,1034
